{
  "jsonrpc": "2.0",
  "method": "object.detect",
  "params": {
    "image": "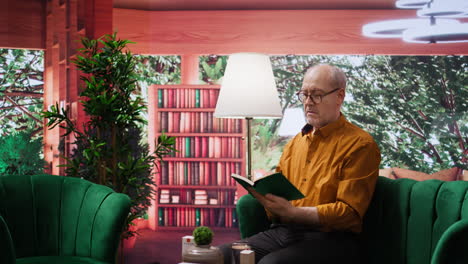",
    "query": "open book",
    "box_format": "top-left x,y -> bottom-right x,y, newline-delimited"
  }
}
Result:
231,172 -> 305,201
